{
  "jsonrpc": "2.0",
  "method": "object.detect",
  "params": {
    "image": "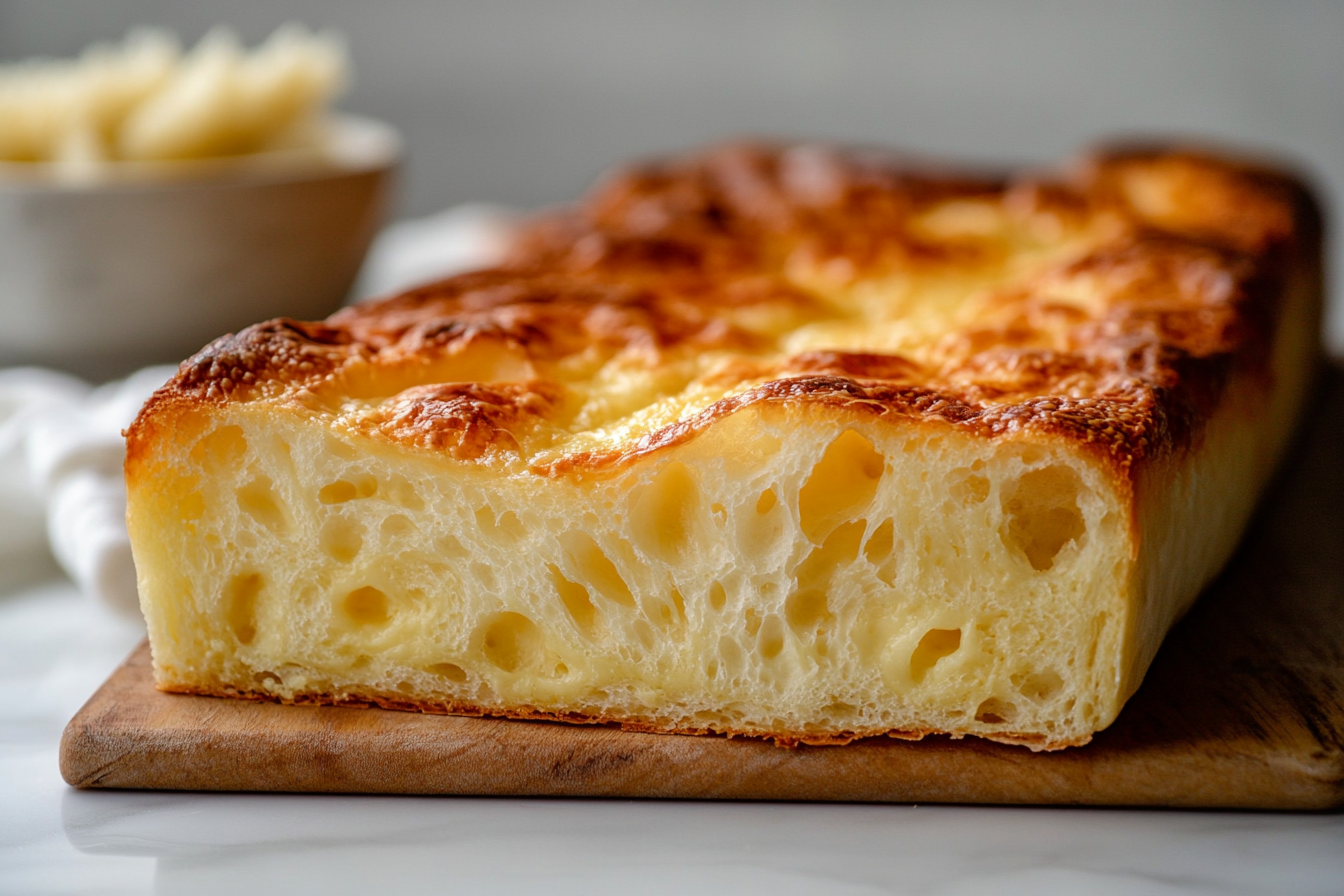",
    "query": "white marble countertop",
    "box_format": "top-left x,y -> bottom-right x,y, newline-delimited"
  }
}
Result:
3,580 -> 1343,895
